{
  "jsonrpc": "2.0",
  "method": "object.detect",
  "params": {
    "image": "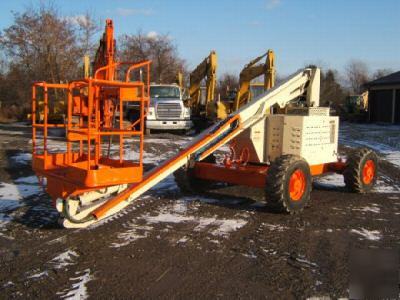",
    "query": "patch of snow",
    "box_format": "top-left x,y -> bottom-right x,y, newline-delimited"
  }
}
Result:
209,239 -> 220,244
350,228 -> 381,241
0,213 -> 13,225
182,195 -> 219,204
172,201 -> 187,214
352,206 -> 380,213
193,217 -> 218,231
294,256 -> 319,268
11,152 -> 32,164
314,173 -> 400,193
14,176 -> 38,184
111,202 -> 248,247
262,248 -> 277,255
0,179 -> 41,228
0,181 -> 40,210
145,212 -> 247,238
263,223 -> 289,231
150,175 -> 177,192
340,123 -> 400,168
326,229 -> 333,233
110,224 -> 153,248
210,218 -> 247,237
145,137 -> 192,146
0,231 -> 14,240
27,271 -> 48,279
145,213 -> 194,224
315,173 -> 345,187
0,176 -> 43,228
50,249 -> 79,269
2,281 -> 14,288
388,196 -> 399,200
0,128 -> 26,136
57,269 -> 92,300
177,236 -> 189,243
242,252 -> 257,259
